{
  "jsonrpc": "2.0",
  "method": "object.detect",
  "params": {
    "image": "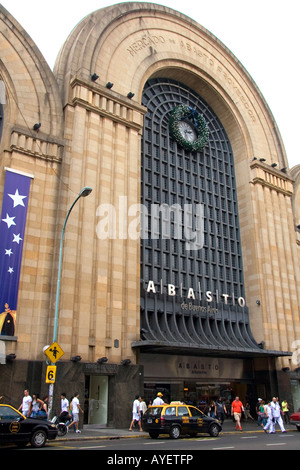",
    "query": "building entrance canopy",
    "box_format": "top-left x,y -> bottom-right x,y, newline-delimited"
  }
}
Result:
132,339 -> 291,359
133,296 -> 291,359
